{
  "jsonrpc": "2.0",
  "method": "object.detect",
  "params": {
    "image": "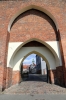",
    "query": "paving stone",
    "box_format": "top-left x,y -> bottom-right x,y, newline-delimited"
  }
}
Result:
4,74 -> 66,94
